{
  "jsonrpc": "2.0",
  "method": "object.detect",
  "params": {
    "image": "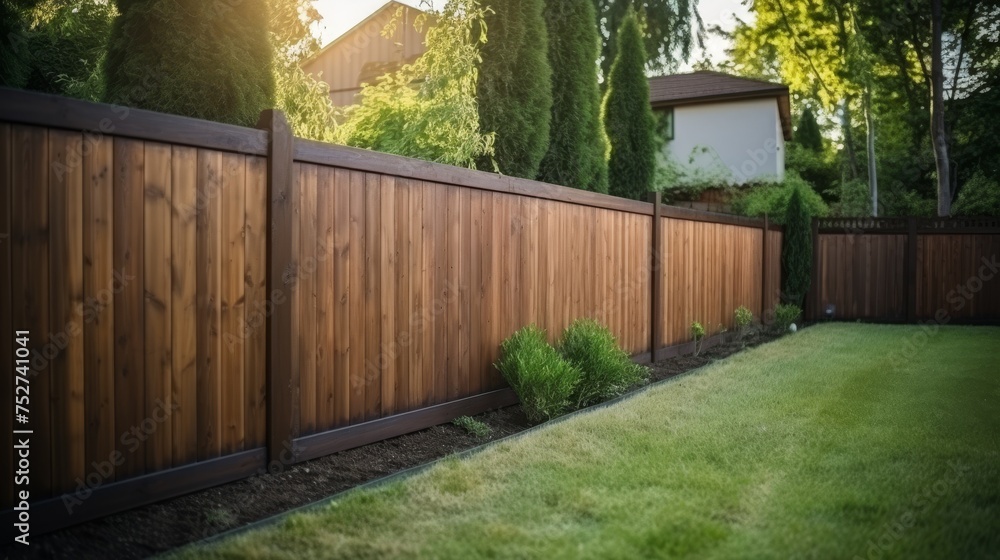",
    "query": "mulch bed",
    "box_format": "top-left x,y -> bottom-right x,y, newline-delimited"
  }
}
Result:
5,328 -> 783,560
